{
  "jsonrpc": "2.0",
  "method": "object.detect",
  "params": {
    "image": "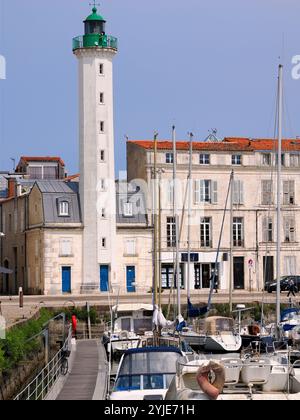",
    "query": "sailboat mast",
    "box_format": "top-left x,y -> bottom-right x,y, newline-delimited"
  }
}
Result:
187,133 -> 193,301
229,170 -> 234,313
276,64 -> 283,326
153,131 -> 159,306
172,126 -> 181,316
